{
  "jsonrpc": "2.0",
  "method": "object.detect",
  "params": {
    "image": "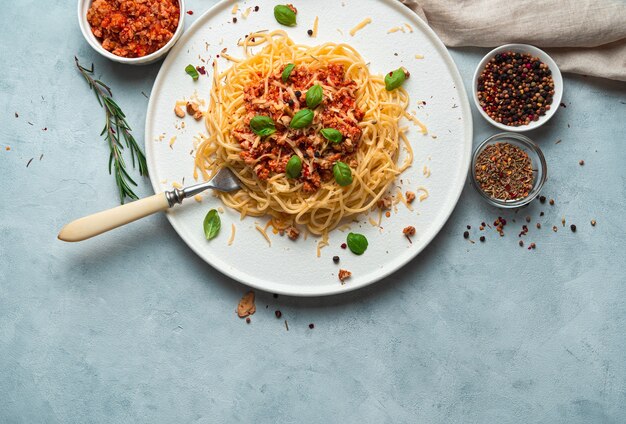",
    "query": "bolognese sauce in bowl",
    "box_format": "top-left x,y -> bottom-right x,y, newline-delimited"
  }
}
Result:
77,0 -> 185,65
